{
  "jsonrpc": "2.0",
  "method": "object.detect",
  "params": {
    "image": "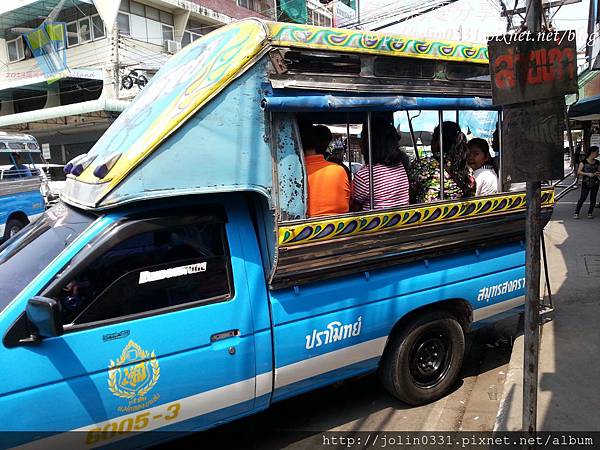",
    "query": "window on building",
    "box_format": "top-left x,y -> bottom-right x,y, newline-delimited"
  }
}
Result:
159,10 -> 174,25
130,0 -> 145,16
182,20 -> 207,47
66,21 -> 79,46
145,5 -> 160,21
308,10 -> 332,27
65,14 -> 106,47
117,12 -> 131,35
162,25 -> 174,42
182,30 -> 201,47
120,0 -> 130,12
54,219 -> 233,327
120,4 -> 175,46
78,17 -> 92,42
6,37 -> 25,62
92,15 -> 105,40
